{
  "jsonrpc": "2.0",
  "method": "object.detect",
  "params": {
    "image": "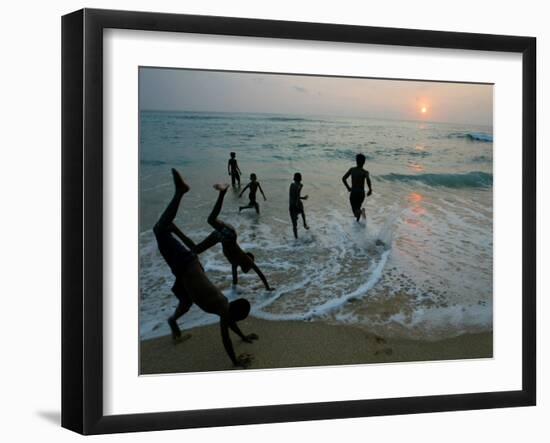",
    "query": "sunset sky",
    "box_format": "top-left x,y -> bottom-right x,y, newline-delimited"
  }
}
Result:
139,68 -> 493,126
